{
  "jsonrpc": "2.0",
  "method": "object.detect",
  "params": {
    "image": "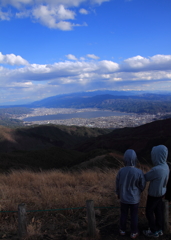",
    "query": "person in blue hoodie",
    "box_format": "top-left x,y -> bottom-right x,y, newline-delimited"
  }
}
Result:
143,145 -> 169,238
116,149 -> 146,239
